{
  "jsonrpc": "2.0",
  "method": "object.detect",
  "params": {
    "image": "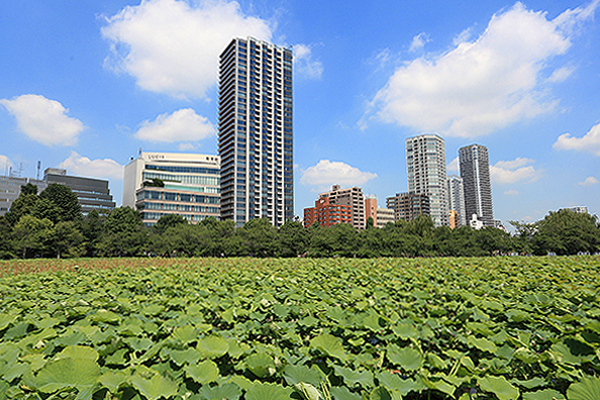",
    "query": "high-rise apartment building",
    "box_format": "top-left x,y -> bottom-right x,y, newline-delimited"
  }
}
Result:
405,134 -> 449,226
218,37 -> 293,227
447,175 -> 466,227
123,152 -> 220,226
386,192 -> 430,222
459,144 -> 494,227
319,185 -> 366,229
